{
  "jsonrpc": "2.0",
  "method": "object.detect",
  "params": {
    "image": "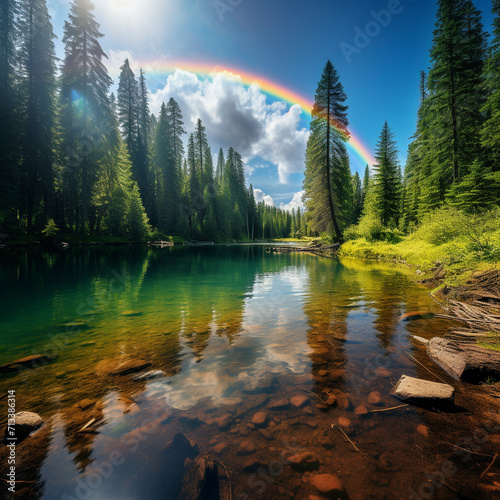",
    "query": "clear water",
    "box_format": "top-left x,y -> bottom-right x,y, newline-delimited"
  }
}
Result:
0,246 -> 497,499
